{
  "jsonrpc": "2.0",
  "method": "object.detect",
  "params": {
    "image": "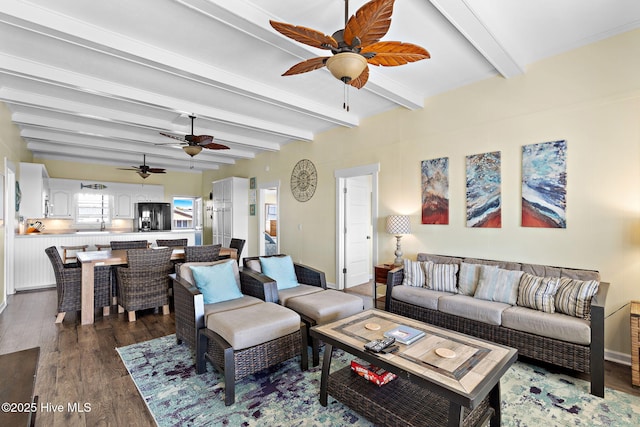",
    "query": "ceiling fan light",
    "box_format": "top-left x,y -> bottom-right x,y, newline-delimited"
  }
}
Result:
326,52 -> 367,83
183,145 -> 203,157
137,171 -> 150,179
